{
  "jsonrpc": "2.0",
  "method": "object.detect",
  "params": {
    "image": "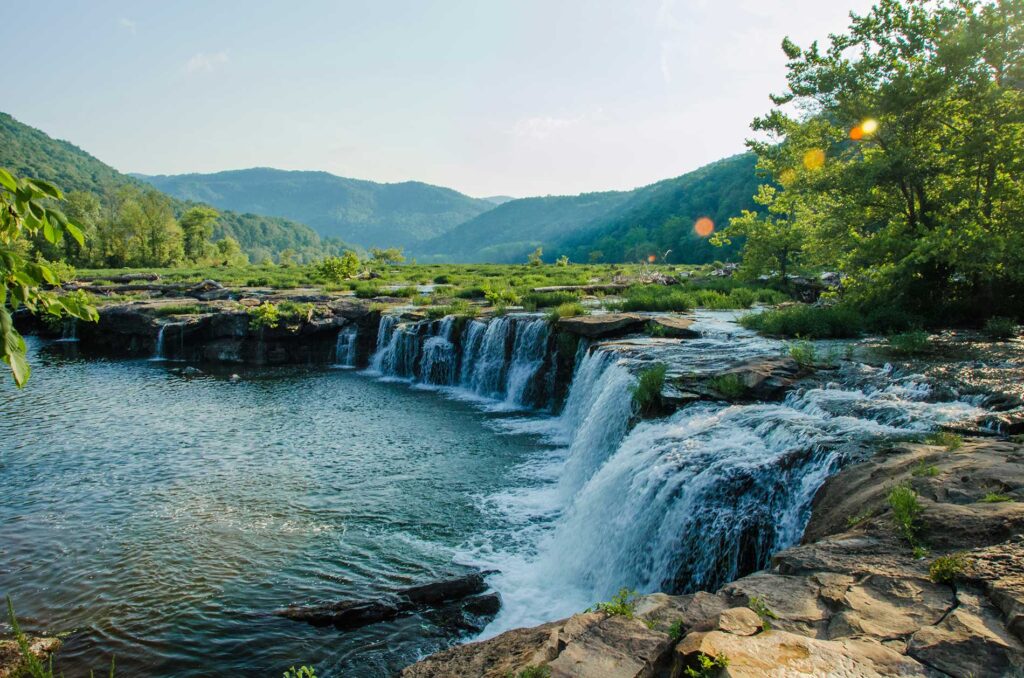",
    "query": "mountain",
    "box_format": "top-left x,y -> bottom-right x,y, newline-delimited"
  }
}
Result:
481,195 -> 516,205
416,153 -> 759,264
0,112 -> 350,262
139,168 -> 496,249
